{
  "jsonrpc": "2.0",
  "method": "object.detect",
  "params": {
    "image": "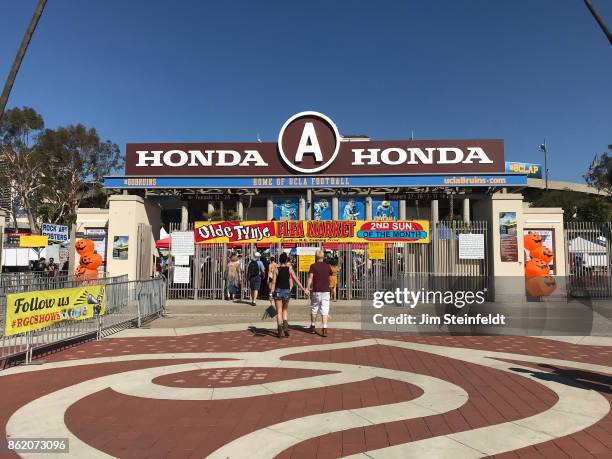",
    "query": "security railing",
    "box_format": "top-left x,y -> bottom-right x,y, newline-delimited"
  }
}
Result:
0,276 -> 166,365
0,271 -> 116,296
